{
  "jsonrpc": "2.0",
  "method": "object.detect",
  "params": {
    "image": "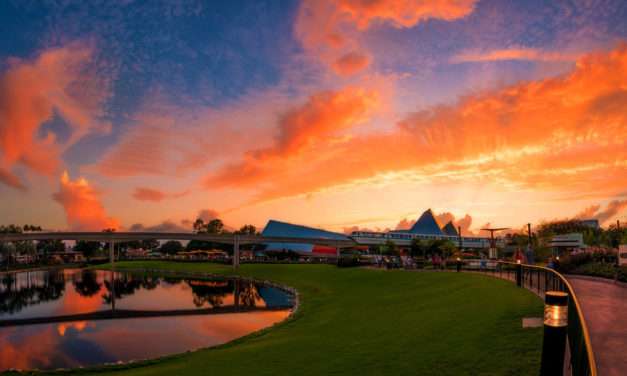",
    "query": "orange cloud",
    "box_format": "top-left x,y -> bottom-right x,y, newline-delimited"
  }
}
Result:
576,200 -> 627,224
336,0 -> 477,29
206,44 -> 627,206
95,91 -> 274,178
451,48 -> 578,63
295,0 -> 476,74
205,86 -> 381,188
132,187 -> 189,202
52,171 -> 119,230
0,42 -> 110,189
435,212 -> 474,234
332,51 -> 371,75
0,167 -> 25,191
